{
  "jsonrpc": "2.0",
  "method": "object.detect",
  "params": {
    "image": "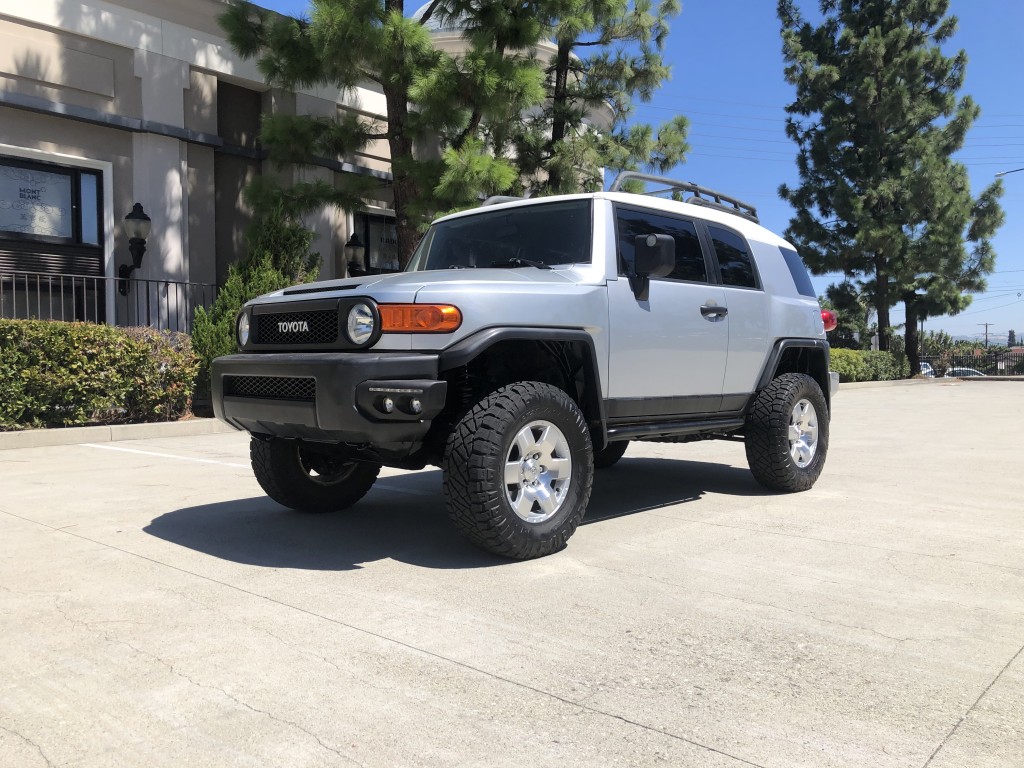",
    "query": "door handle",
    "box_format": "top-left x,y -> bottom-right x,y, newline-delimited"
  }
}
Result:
700,304 -> 728,319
